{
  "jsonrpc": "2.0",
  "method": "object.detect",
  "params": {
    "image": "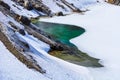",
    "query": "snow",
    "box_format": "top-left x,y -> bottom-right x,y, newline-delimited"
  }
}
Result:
66,0 -> 98,9
42,0 -> 100,13
41,2 -> 120,80
2,0 -> 103,16
15,32 -> 50,52
42,0 -> 71,13
15,32 -> 93,80
0,41 -> 50,80
3,0 -> 39,18
0,11 -> 24,29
